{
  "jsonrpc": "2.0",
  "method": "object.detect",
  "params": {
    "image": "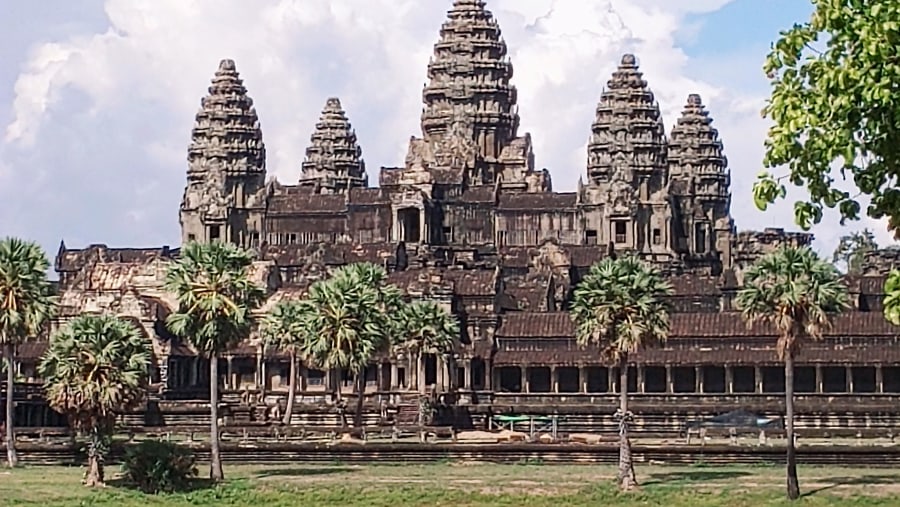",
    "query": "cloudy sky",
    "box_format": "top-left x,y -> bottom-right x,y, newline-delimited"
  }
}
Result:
0,0 -> 894,265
